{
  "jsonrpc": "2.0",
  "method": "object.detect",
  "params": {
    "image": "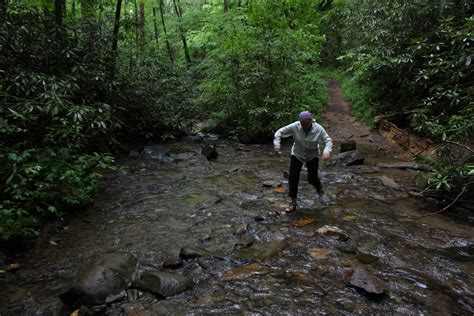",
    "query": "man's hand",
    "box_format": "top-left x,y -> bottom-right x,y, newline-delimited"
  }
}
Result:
274,148 -> 282,155
322,152 -> 330,161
